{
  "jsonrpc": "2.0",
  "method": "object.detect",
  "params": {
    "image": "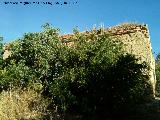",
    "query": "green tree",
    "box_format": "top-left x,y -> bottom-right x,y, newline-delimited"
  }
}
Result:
0,37 -> 3,68
156,52 -> 160,96
1,24 -> 153,119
